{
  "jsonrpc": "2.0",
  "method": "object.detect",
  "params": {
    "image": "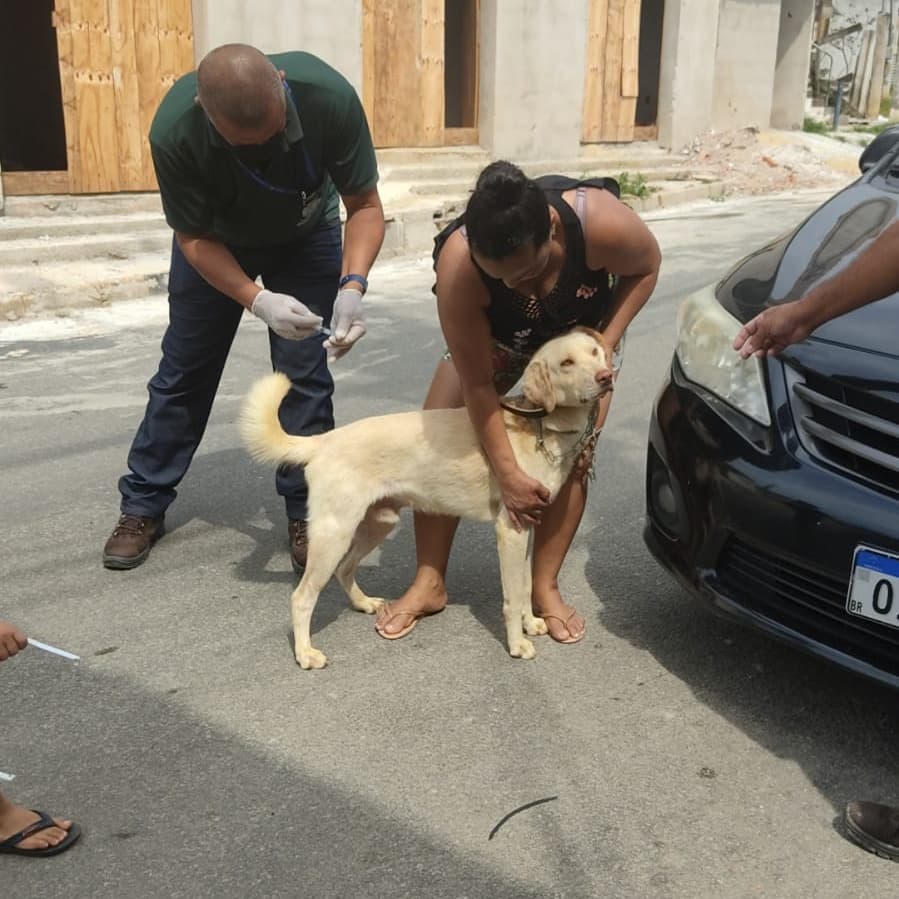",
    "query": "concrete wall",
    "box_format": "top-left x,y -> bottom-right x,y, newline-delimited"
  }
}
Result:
479,0 -> 589,160
657,0 -> 721,149
187,0 -> 794,156
771,0 -> 815,127
191,0 -> 363,91
711,0 -> 781,130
